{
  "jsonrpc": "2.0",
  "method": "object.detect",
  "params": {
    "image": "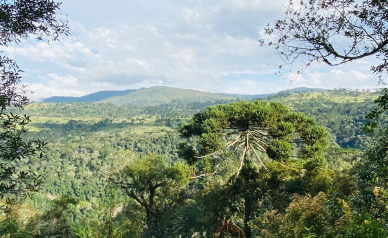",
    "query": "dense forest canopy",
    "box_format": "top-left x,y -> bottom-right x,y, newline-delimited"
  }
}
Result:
0,88 -> 386,237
